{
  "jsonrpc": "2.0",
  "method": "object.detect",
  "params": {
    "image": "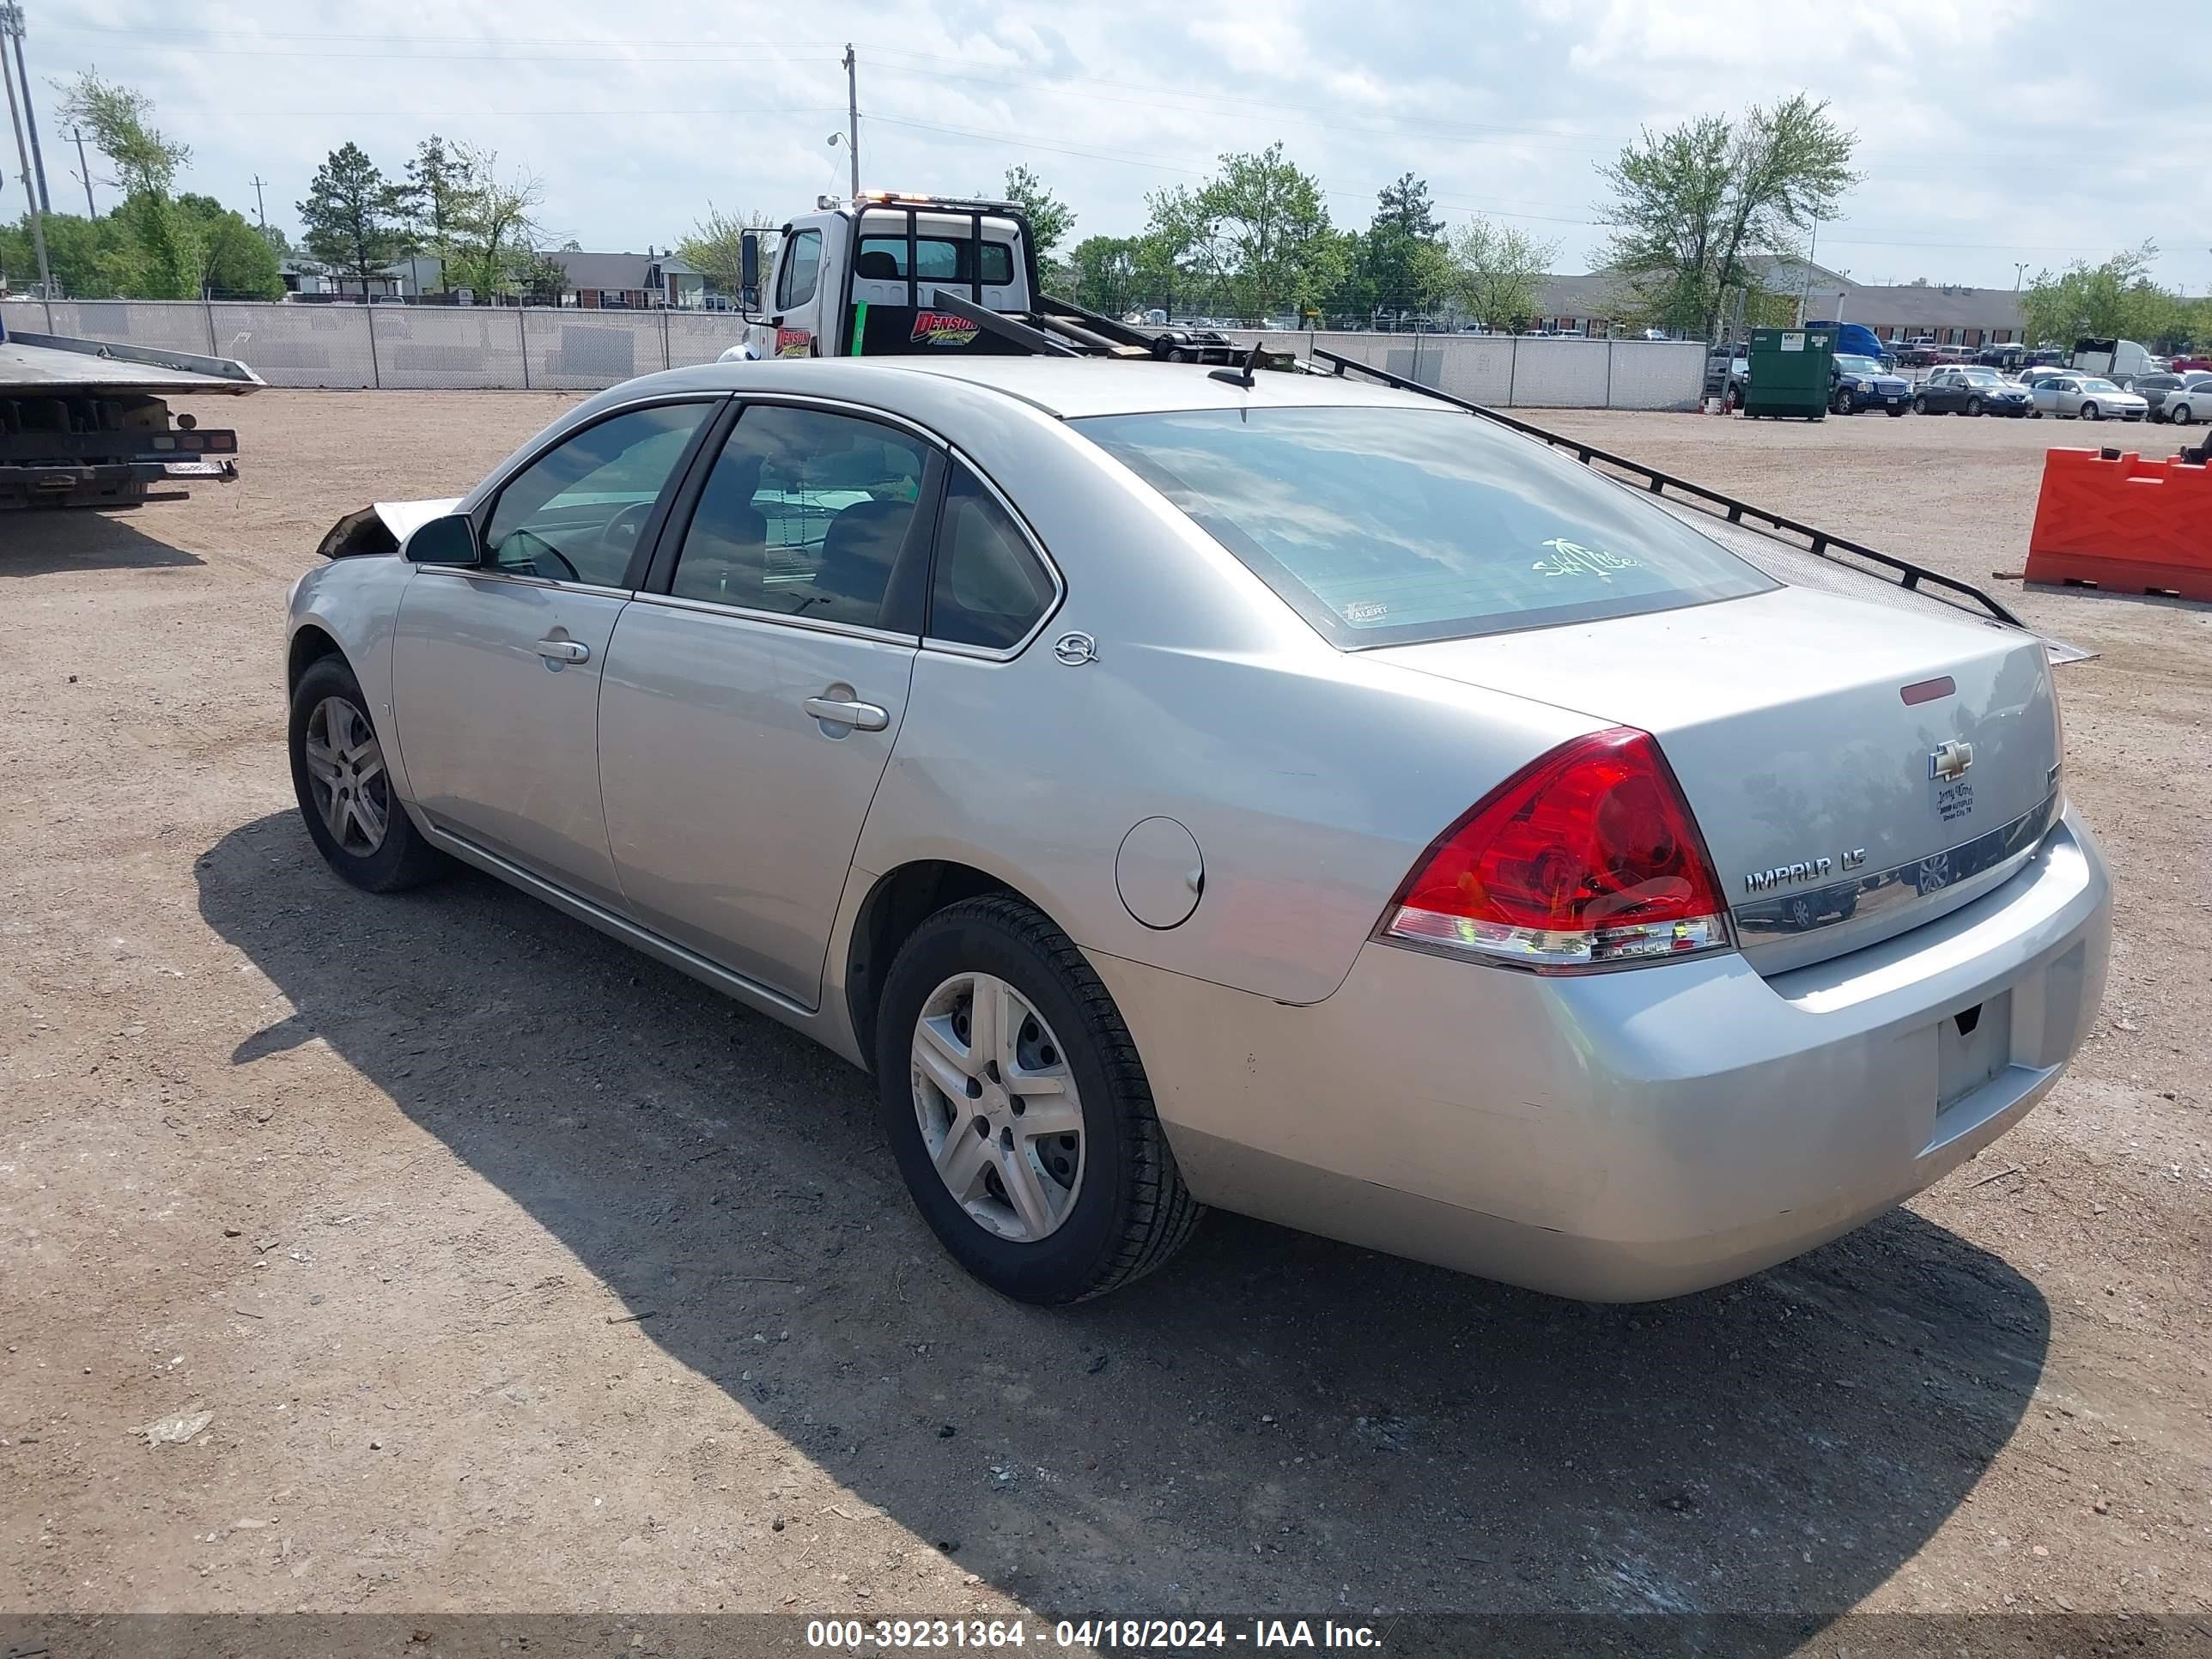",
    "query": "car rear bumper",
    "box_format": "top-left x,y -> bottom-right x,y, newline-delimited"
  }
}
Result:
1091,807 -> 2111,1302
